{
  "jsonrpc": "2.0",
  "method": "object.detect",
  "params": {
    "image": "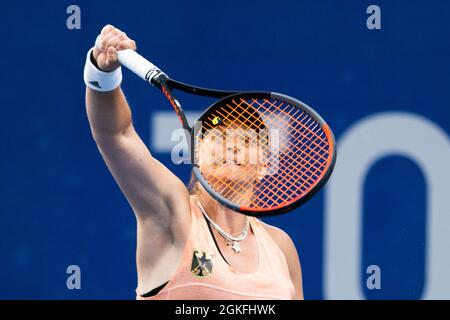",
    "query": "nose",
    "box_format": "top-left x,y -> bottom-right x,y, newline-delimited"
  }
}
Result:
224,145 -> 239,162
227,145 -> 240,153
